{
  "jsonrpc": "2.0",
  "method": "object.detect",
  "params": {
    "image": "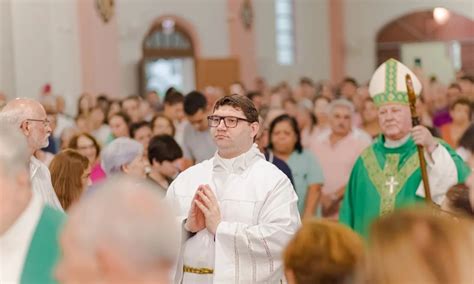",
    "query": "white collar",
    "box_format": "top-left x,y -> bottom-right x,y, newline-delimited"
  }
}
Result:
213,144 -> 264,174
29,156 -> 42,178
384,134 -> 410,148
